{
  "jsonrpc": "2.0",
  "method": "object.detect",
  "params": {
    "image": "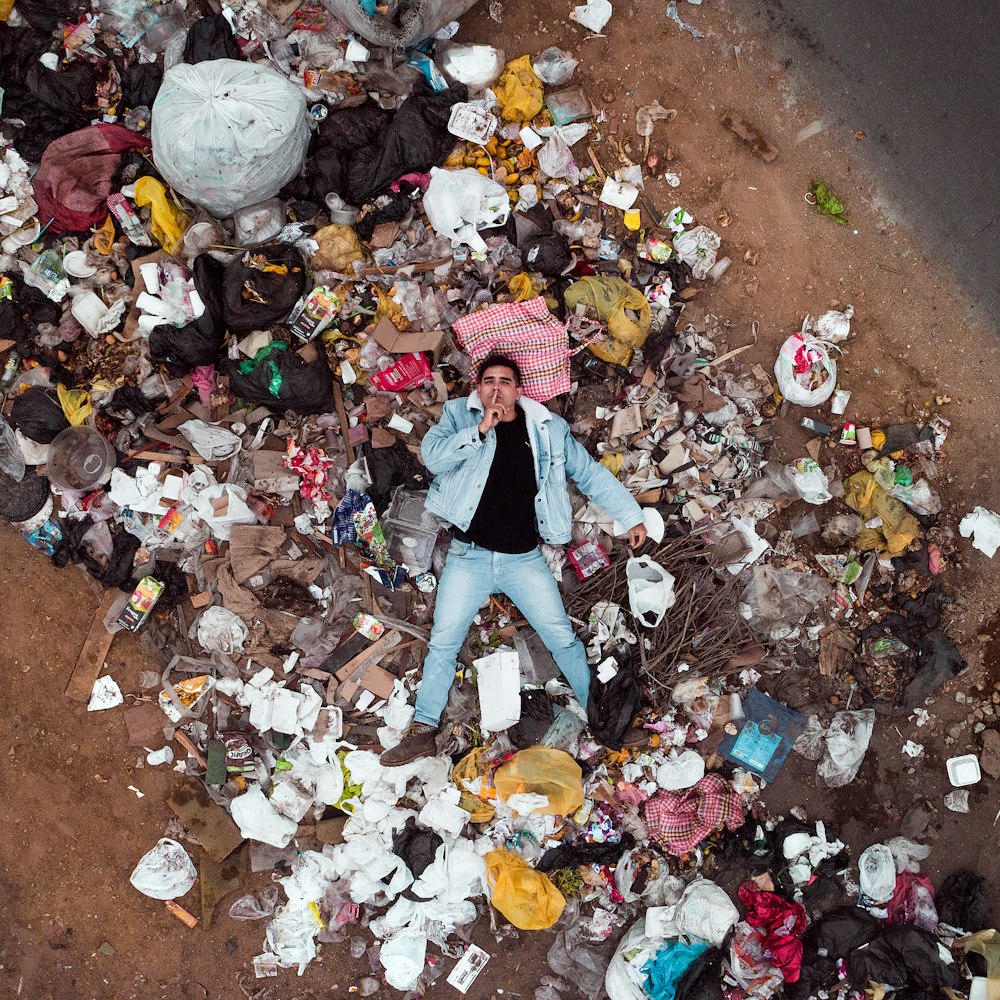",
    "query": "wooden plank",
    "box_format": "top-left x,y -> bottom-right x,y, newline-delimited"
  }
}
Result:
65,590 -> 119,703
333,382 -> 355,465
